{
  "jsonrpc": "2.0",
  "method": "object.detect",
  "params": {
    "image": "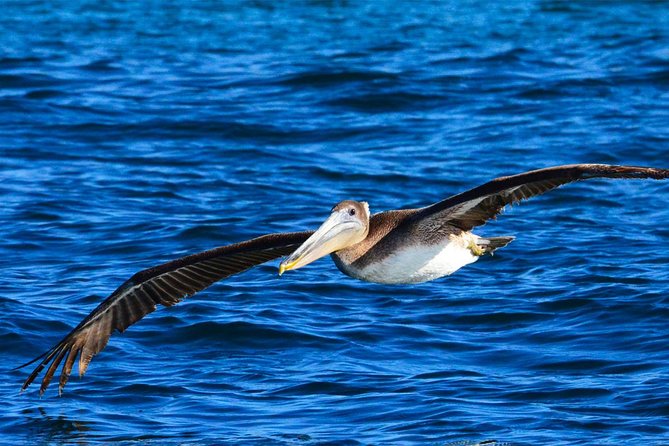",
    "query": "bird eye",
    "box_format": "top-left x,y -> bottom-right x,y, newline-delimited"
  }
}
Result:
349,208 -> 356,216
